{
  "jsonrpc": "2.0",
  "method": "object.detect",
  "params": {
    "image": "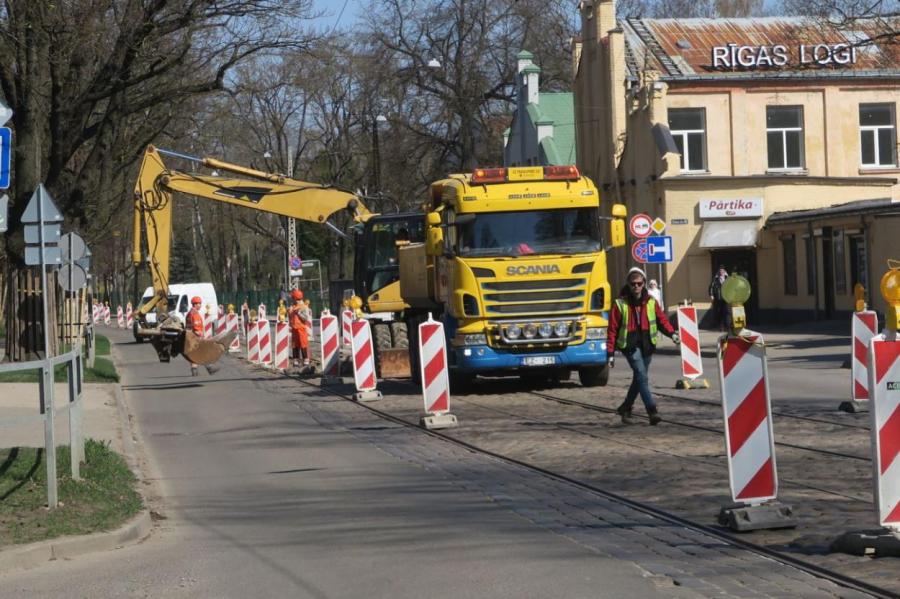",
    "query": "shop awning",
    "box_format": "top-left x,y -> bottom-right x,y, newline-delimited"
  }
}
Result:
698,220 -> 759,248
